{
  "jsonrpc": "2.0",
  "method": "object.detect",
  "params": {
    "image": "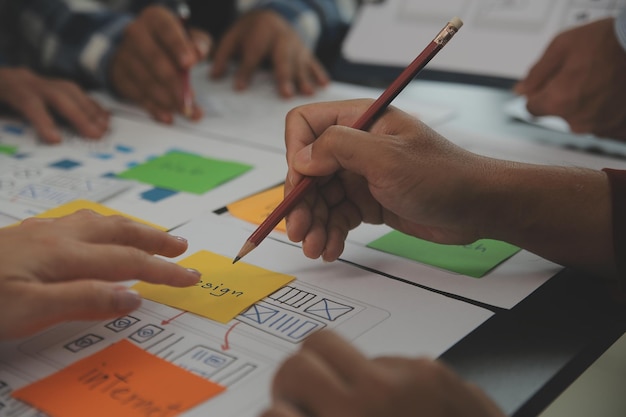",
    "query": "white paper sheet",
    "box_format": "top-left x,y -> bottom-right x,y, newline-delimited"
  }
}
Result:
96,62 -> 457,152
0,214 -> 493,417
0,116 -> 287,229
343,0 -> 624,80
504,97 -> 626,157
